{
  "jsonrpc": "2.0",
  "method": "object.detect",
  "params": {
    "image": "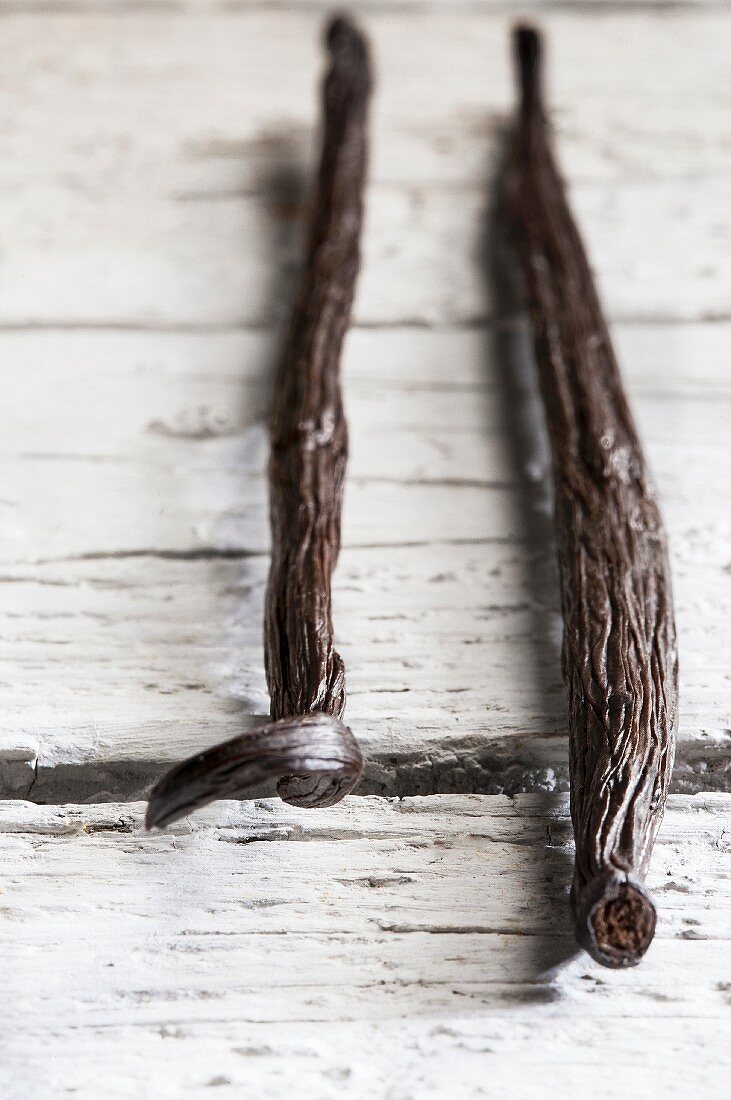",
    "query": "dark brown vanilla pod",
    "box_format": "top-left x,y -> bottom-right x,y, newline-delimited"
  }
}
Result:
145,715 -> 363,829
146,15 -> 371,831
505,25 -> 678,967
